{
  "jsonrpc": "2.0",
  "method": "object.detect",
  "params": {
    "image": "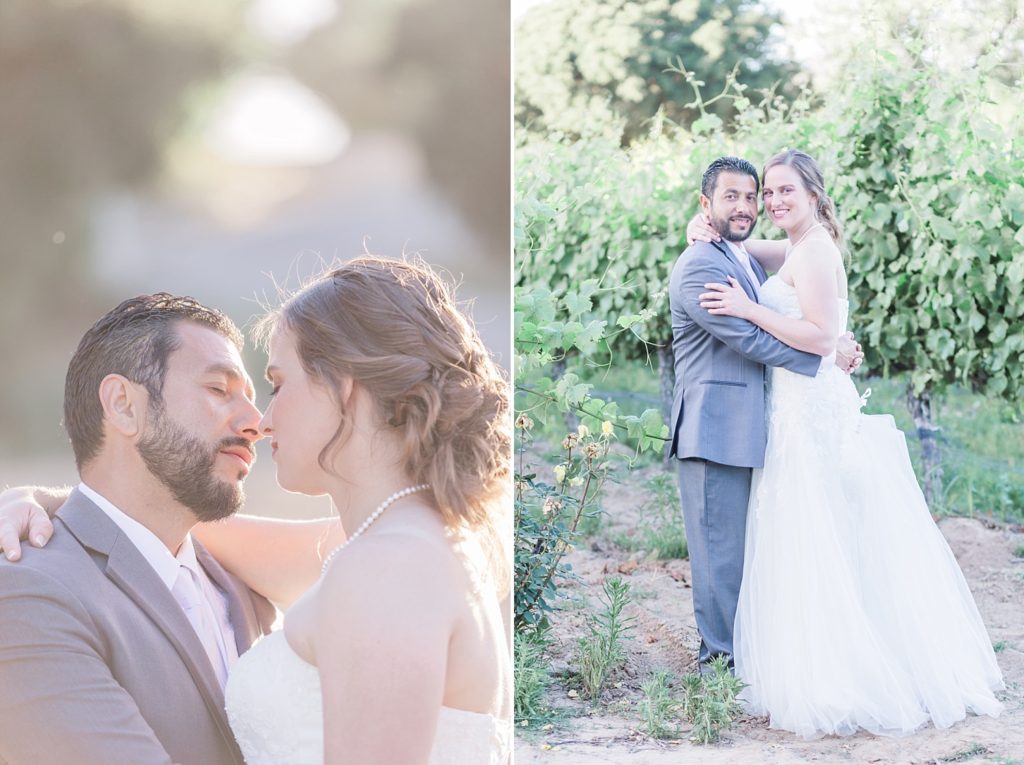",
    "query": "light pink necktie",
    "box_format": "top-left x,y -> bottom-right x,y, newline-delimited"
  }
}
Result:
172,565 -> 229,689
